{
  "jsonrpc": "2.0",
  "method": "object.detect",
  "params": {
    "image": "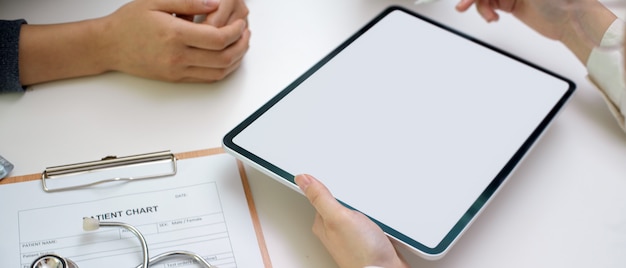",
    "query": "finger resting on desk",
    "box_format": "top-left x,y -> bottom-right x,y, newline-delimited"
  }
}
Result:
182,19 -> 247,50
176,58 -> 243,82
185,28 -> 250,68
149,0 -> 219,15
